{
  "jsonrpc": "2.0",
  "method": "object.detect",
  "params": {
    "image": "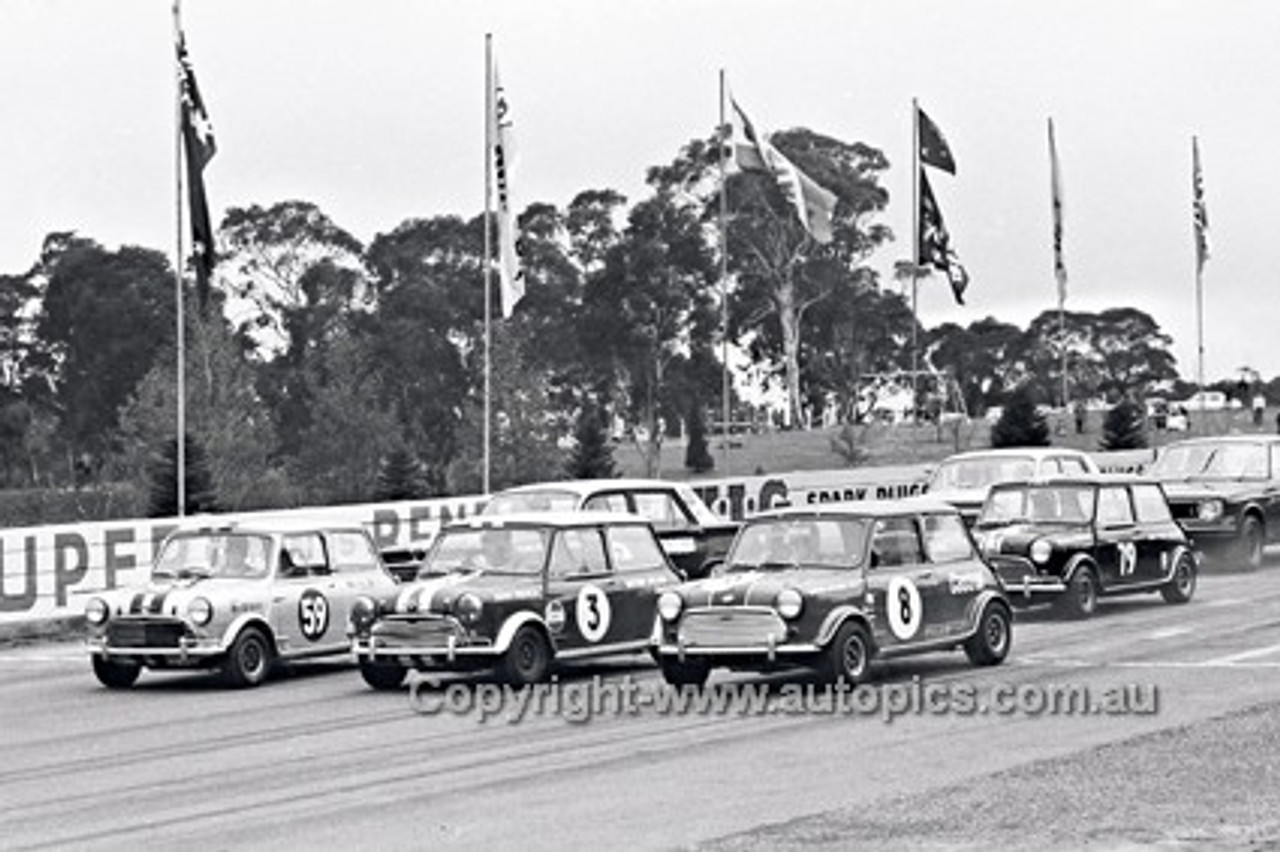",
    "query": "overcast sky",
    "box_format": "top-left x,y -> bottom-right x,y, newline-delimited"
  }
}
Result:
3,0 -> 1276,382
